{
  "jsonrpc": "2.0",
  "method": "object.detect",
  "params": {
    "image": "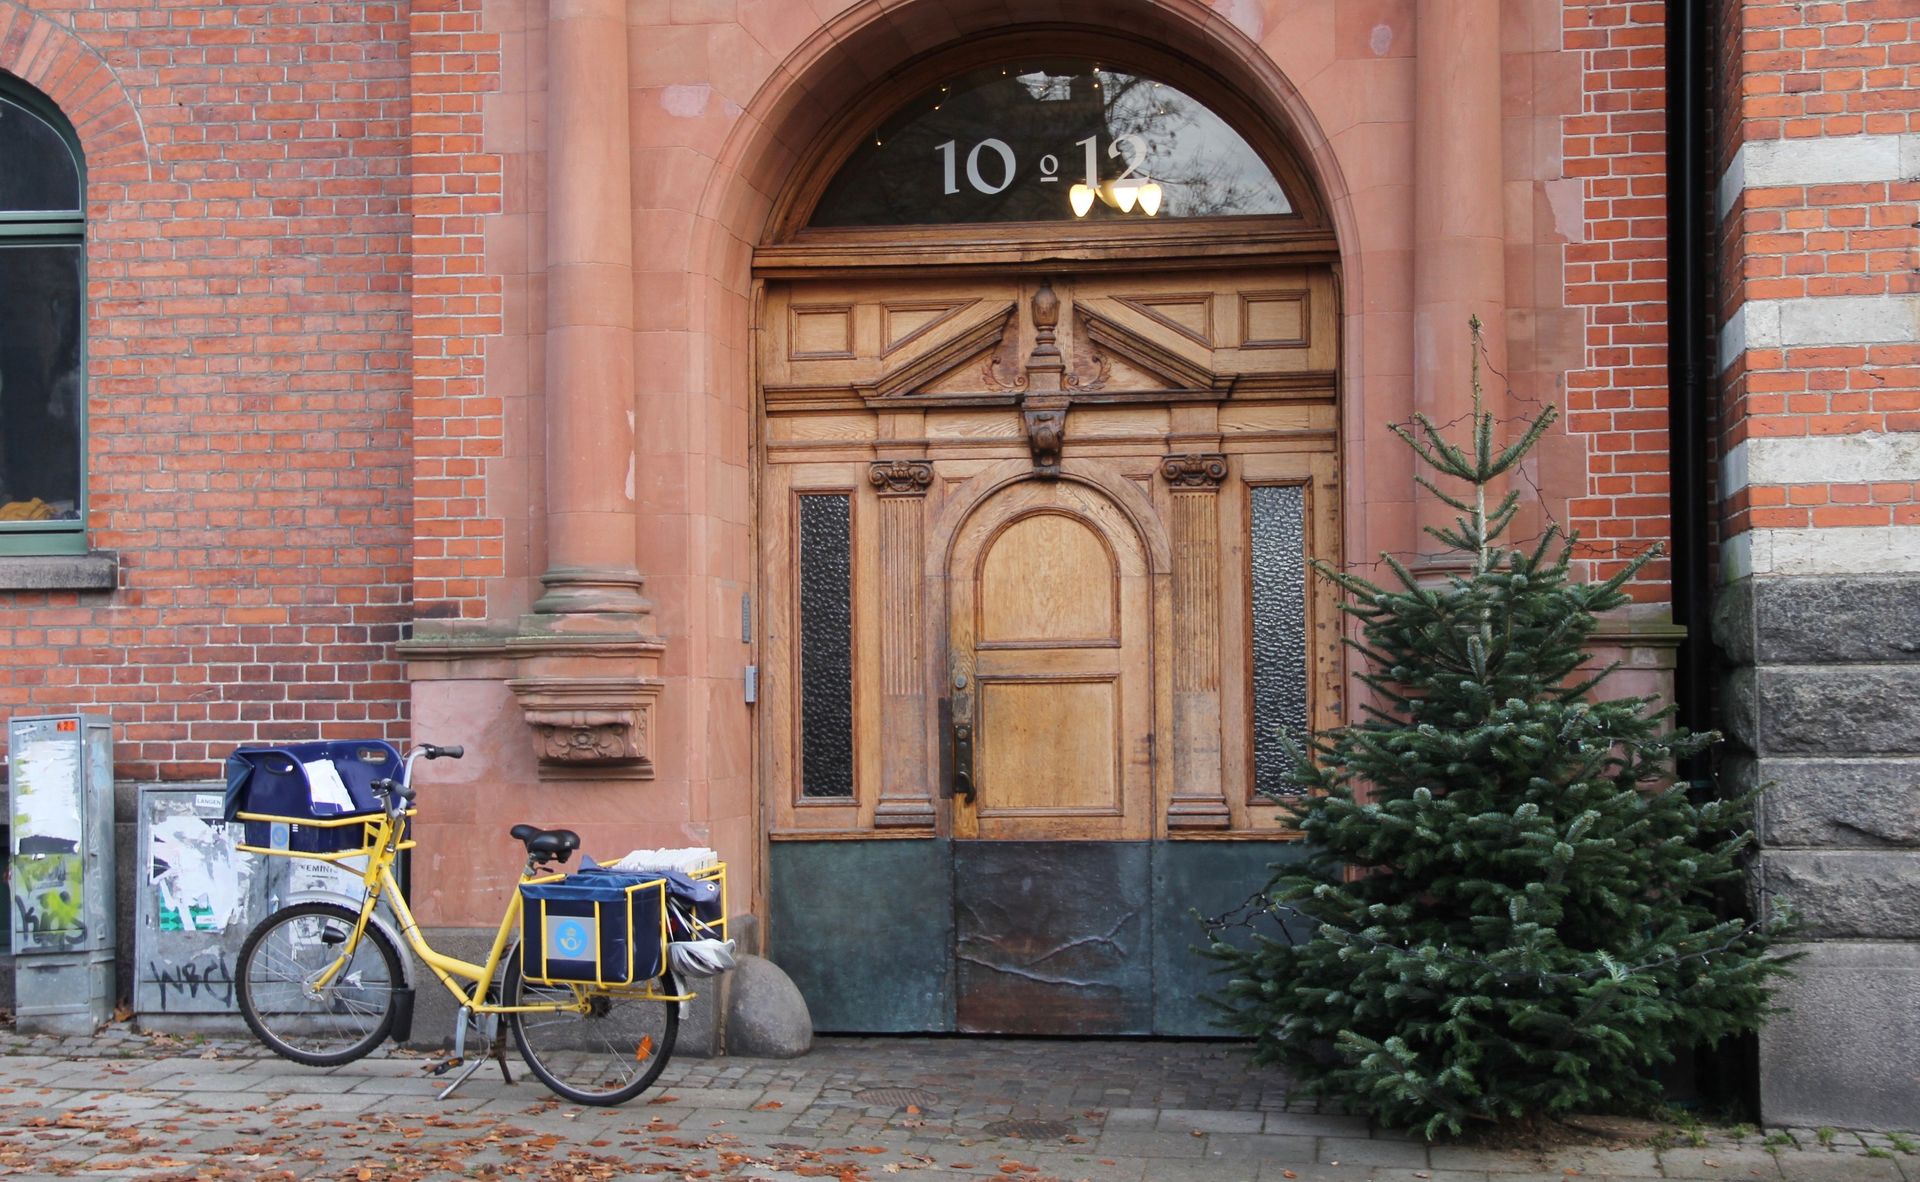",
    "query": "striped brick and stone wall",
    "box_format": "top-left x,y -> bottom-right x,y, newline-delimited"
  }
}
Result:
1712,0 -> 1920,1130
